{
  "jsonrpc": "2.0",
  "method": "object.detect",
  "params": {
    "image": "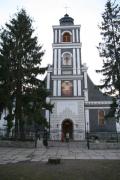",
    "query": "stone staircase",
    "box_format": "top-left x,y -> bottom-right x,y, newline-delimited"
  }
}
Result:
48,141 -> 87,149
